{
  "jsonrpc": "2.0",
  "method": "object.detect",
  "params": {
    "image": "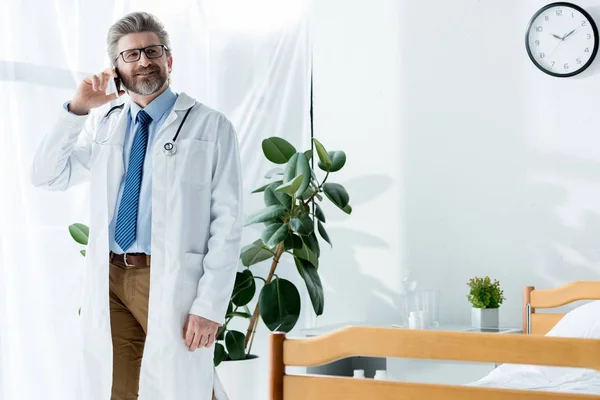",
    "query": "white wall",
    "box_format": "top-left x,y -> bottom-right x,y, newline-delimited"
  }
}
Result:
311,0 -> 600,329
